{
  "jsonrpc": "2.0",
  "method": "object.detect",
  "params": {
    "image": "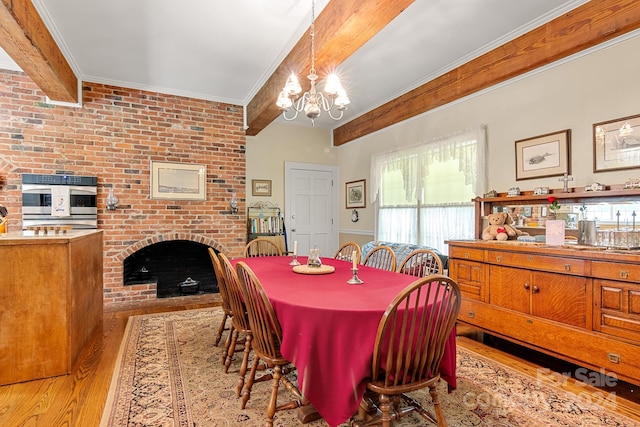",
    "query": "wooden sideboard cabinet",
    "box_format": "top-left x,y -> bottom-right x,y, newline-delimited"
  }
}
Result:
0,230 -> 103,385
451,186 -> 640,385
448,240 -> 640,385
